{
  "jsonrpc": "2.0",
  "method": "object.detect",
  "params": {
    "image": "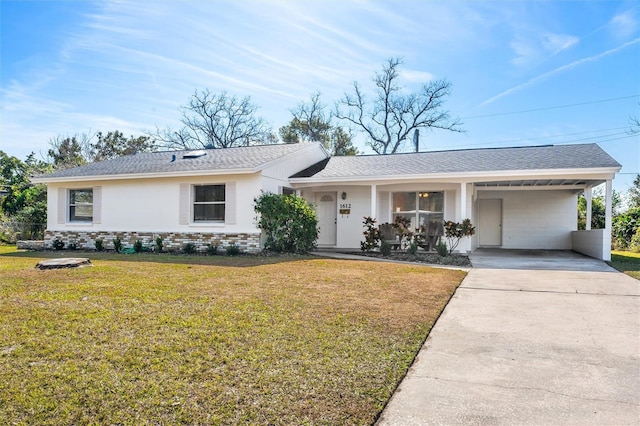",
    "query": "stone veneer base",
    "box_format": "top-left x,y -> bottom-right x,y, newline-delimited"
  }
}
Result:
44,230 -> 261,253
